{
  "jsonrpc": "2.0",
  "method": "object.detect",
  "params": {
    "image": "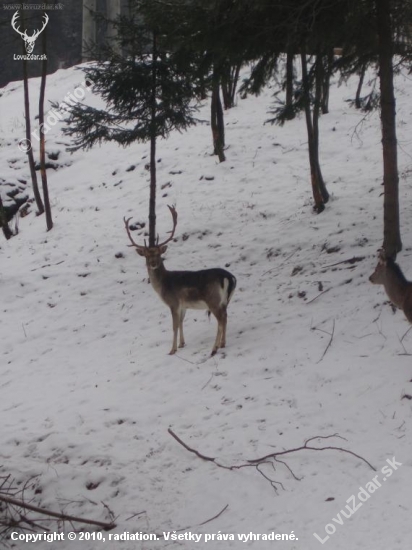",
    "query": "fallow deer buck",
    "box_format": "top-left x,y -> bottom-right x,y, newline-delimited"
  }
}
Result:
369,250 -> 412,323
124,206 -> 237,356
